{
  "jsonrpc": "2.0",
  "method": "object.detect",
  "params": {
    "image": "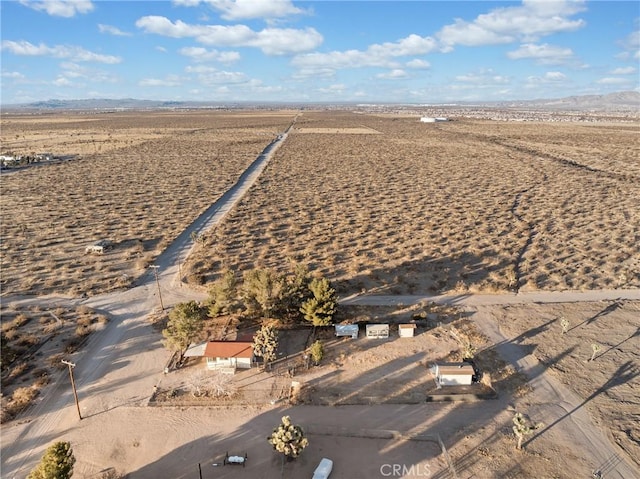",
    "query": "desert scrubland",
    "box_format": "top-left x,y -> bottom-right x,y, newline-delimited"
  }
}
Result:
186,110 -> 640,295
0,111 -> 294,296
